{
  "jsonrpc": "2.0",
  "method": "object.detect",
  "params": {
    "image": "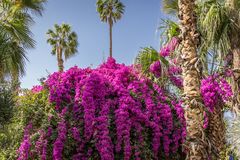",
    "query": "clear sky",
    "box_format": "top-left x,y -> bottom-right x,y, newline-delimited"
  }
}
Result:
21,0 -> 167,88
